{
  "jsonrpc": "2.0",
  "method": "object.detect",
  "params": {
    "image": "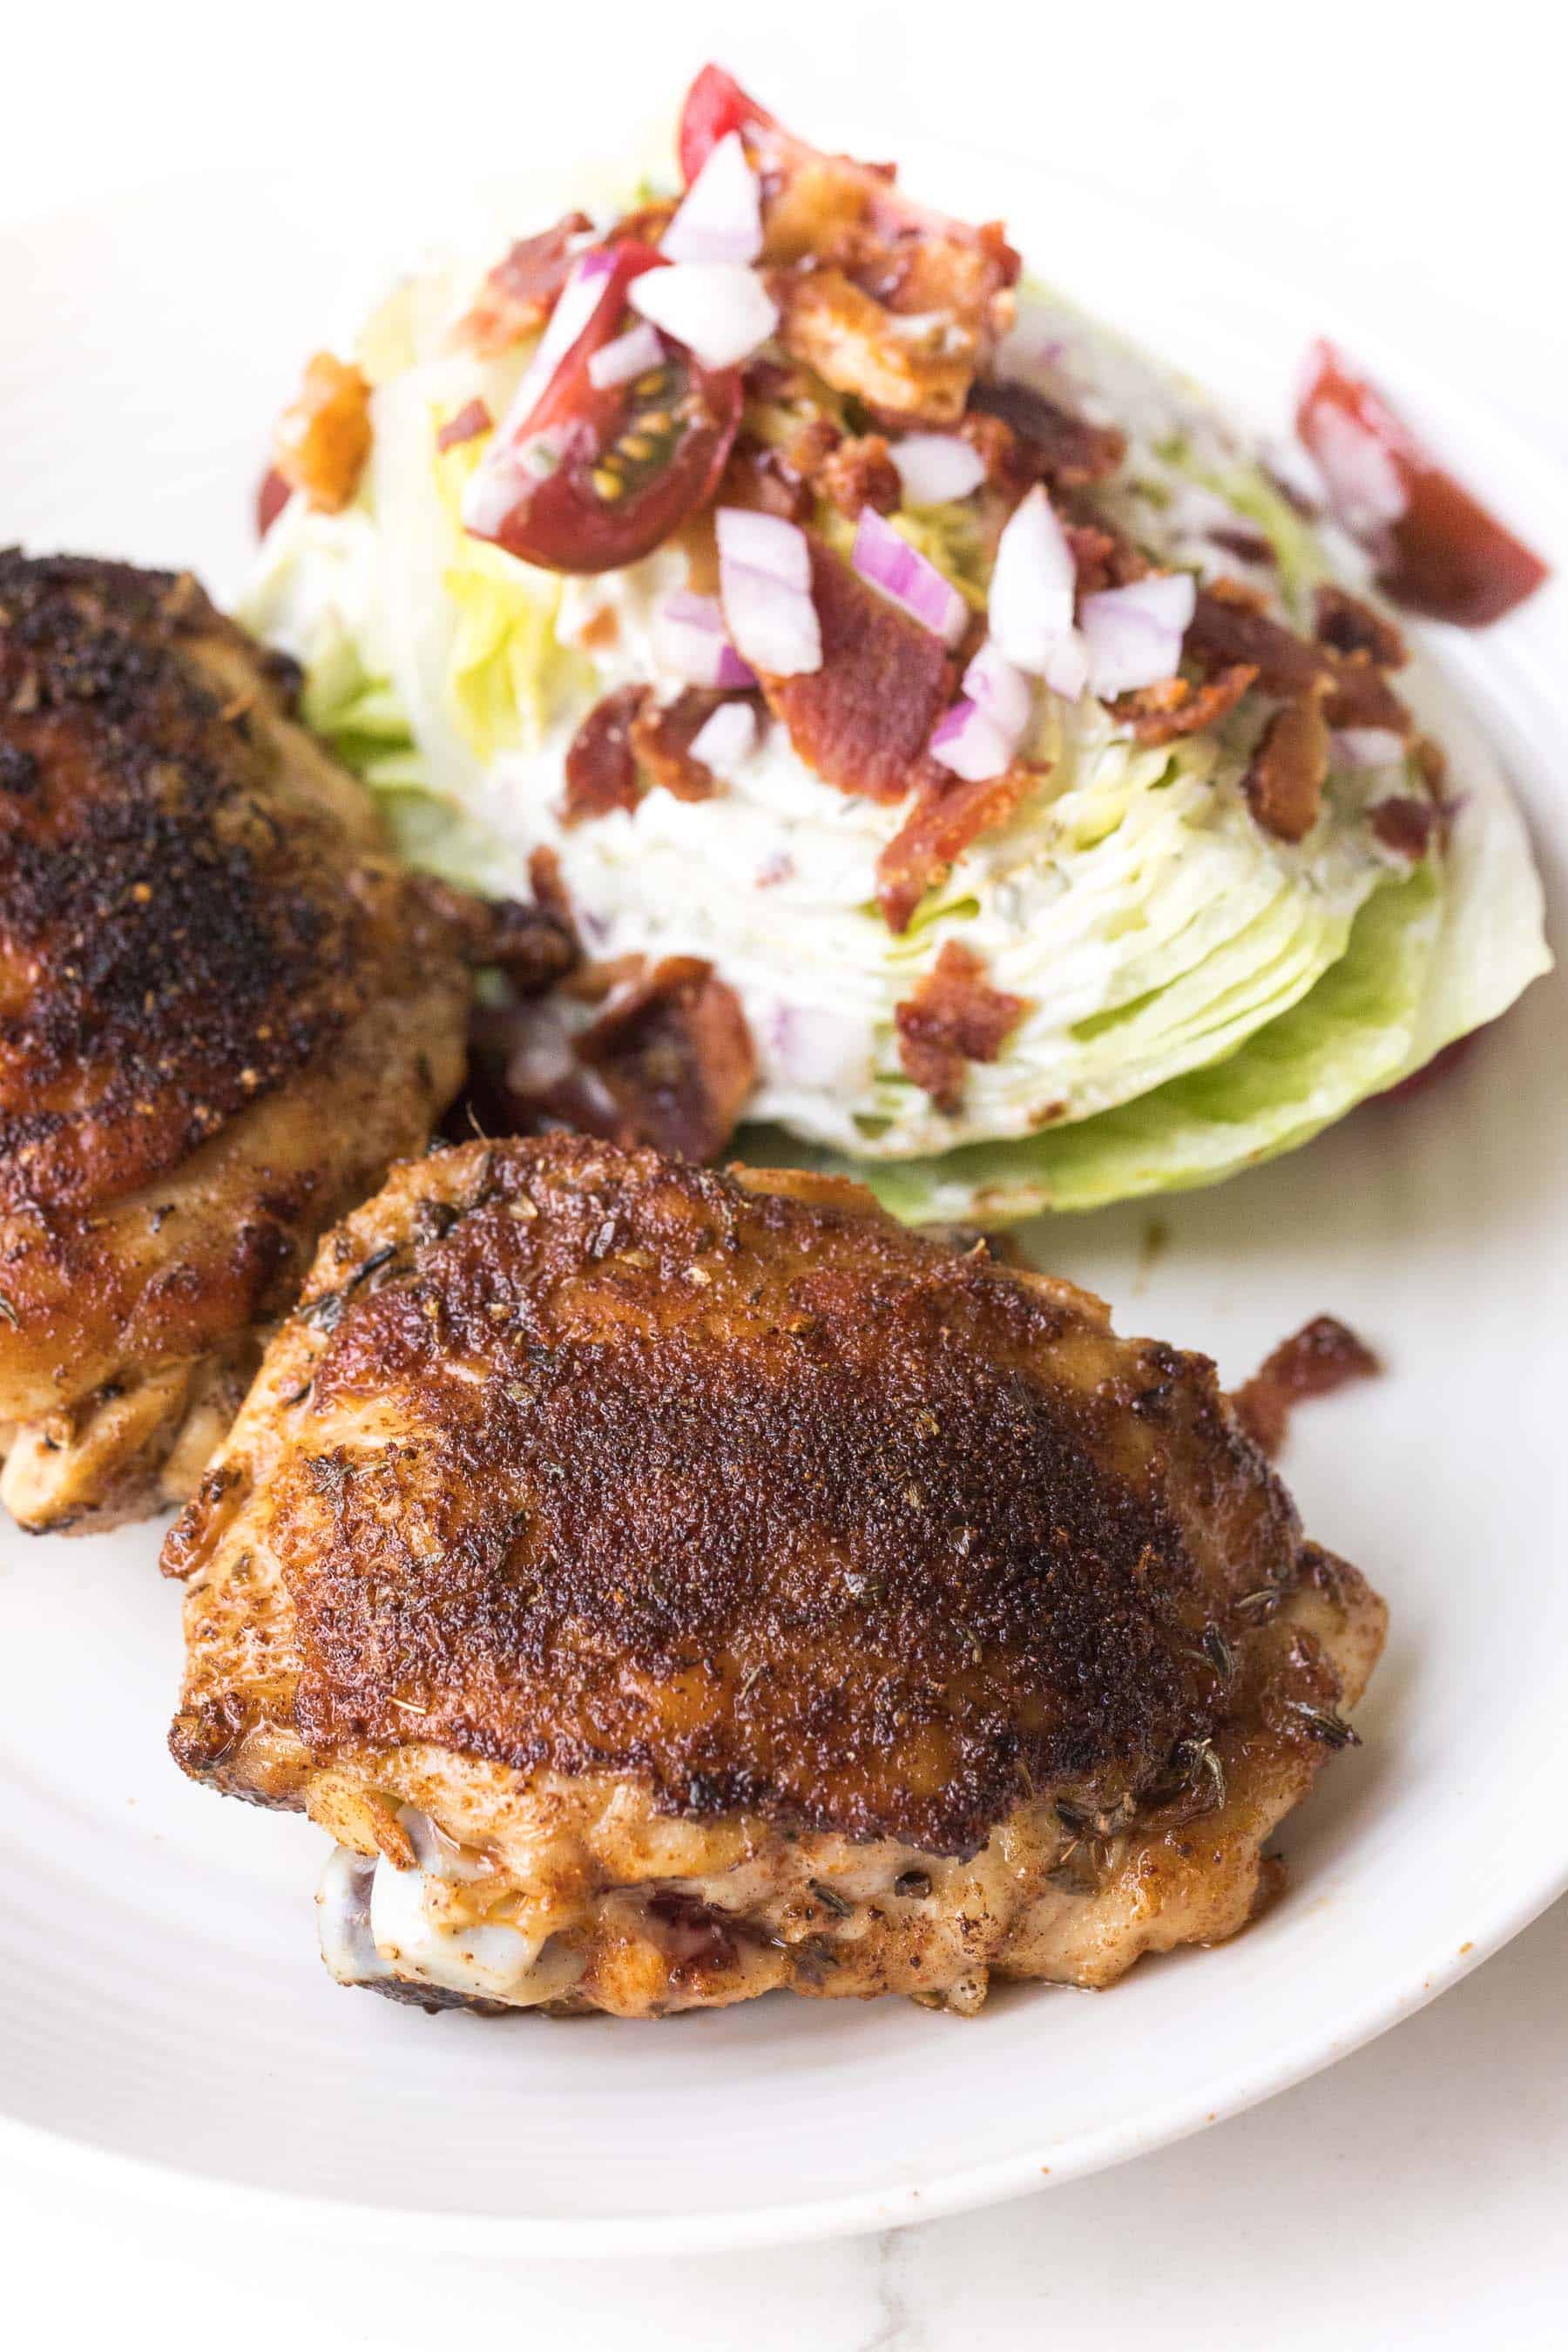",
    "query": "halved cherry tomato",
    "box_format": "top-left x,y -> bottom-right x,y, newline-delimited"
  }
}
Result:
463,240 -> 742,575
1297,340 -> 1548,627
677,63 -> 774,186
